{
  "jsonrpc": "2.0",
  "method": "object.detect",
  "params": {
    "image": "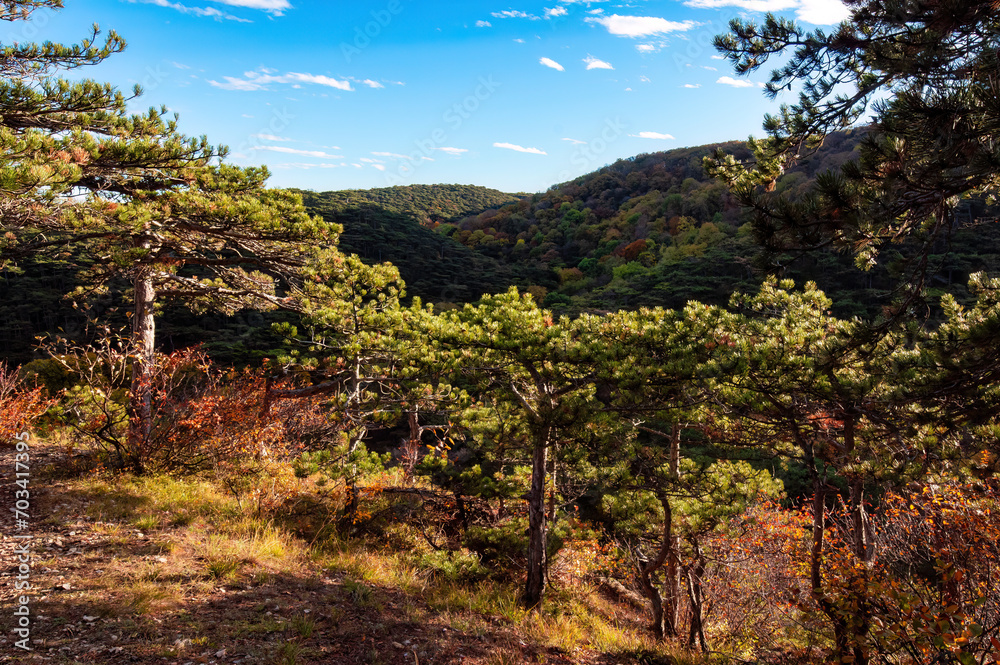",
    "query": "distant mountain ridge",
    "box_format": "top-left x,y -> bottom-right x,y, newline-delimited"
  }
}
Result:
302,132 -> 1000,321
303,184 -> 523,227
